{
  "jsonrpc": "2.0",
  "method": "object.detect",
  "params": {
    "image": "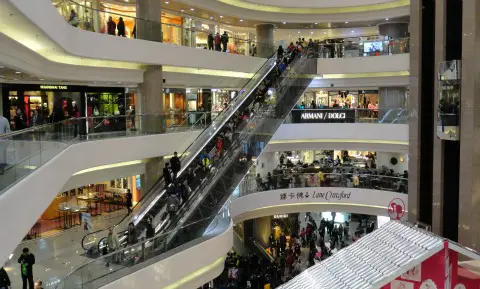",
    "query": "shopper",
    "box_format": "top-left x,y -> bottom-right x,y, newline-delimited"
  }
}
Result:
207,32 -> 214,50
170,151 -> 181,179
163,163 -> 173,185
117,17 -> 126,37
125,189 -> 133,214
107,16 -> 116,35
277,45 -> 284,57
221,31 -> 229,52
126,222 -> 137,245
105,227 -> 119,267
34,280 -> 44,289
18,248 -> 35,289
250,44 -> 257,56
0,267 -> 11,289
214,32 -> 221,51
68,9 -> 79,27
146,213 -> 155,239
14,109 -> 27,131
